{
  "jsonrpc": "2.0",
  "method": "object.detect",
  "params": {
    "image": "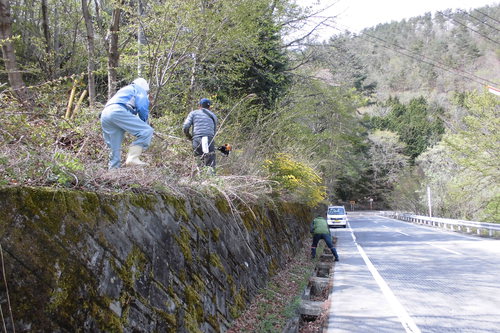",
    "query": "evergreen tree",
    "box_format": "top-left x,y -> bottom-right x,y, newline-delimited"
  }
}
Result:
371,97 -> 445,161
